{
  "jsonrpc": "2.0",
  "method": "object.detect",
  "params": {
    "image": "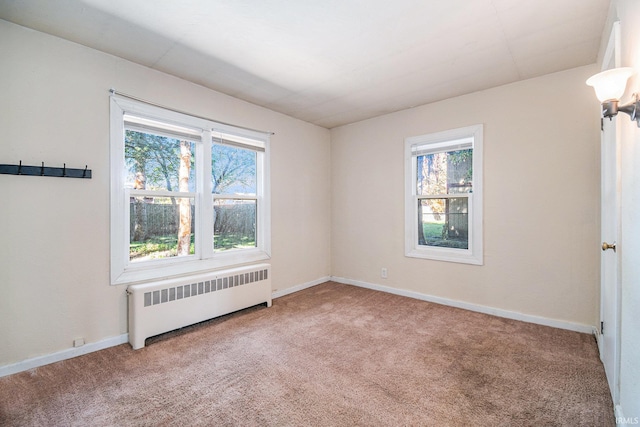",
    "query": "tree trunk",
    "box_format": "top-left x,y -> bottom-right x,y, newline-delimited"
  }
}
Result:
133,171 -> 147,242
177,142 -> 191,256
418,200 -> 426,246
417,156 -> 426,246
